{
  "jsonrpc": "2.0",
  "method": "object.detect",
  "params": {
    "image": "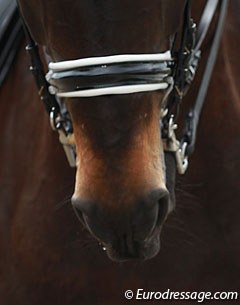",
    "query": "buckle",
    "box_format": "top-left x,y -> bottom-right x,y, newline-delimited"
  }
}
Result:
57,130 -> 76,167
50,108 -> 76,167
50,108 -> 62,131
162,115 -> 189,175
